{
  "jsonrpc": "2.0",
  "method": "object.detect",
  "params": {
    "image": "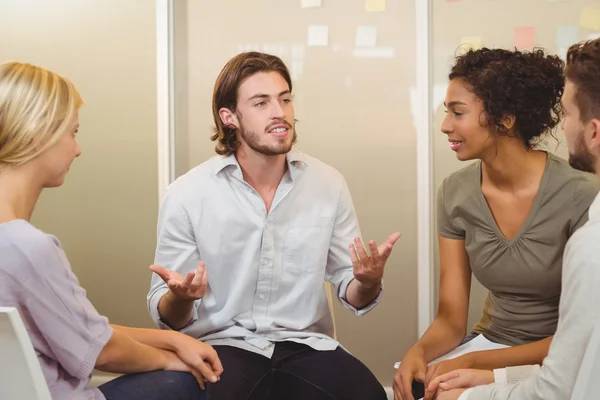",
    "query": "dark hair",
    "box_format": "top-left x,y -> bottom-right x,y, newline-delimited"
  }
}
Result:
449,48 -> 564,149
565,39 -> 600,123
211,52 -> 295,156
